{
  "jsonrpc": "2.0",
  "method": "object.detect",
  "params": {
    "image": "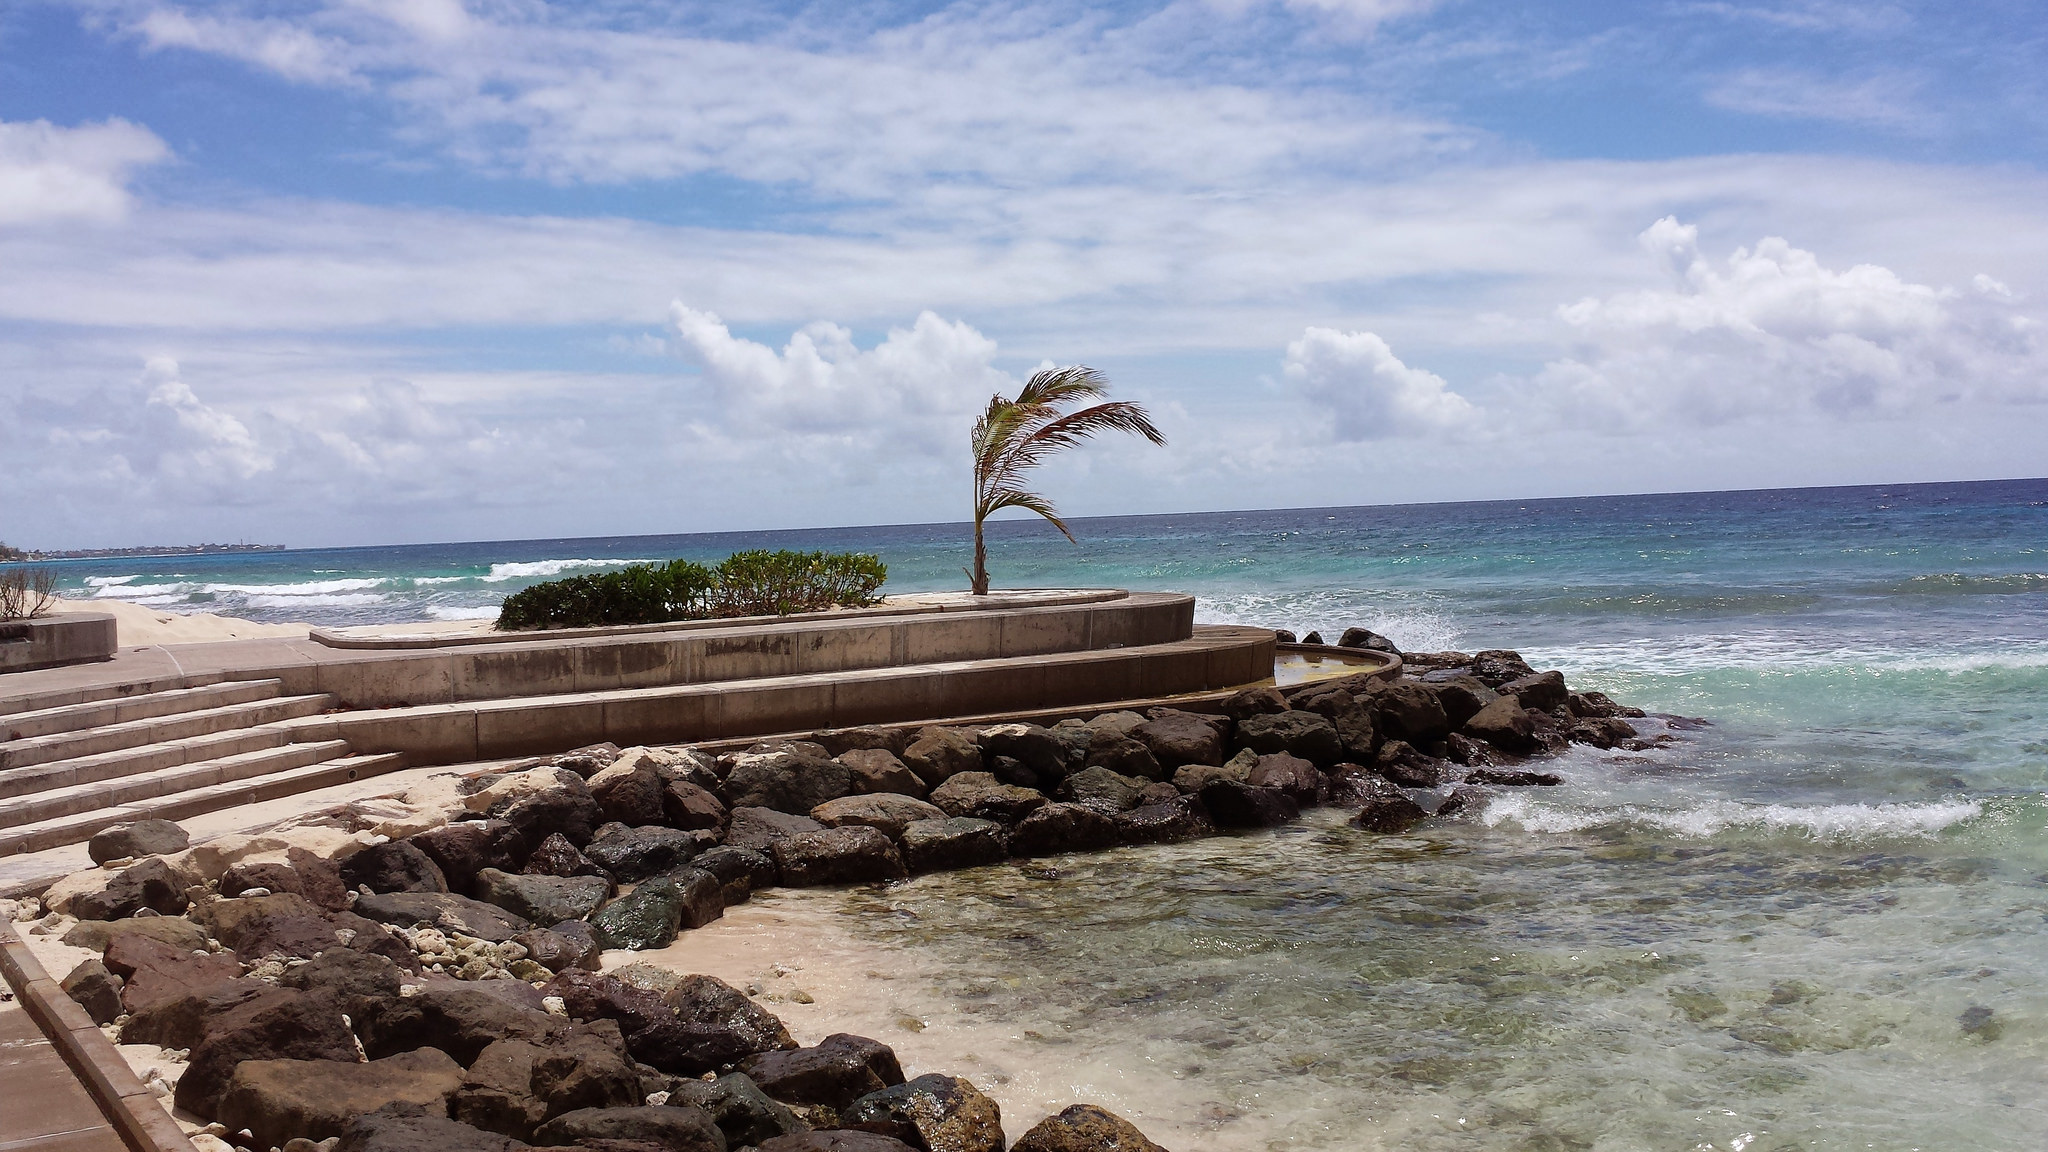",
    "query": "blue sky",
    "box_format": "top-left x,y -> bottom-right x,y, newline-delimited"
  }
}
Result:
2,0 -> 2045,548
